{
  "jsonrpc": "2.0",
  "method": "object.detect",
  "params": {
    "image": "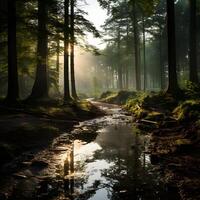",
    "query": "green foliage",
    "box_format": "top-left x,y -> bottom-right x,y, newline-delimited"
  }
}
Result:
136,0 -> 159,15
124,92 -> 149,118
98,0 -> 159,15
99,91 -> 118,102
100,91 -> 115,99
100,90 -> 137,105
173,100 -> 200,121
124,91 -> 181,120
126,92 -> 177,110
184,81 -> 200,99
